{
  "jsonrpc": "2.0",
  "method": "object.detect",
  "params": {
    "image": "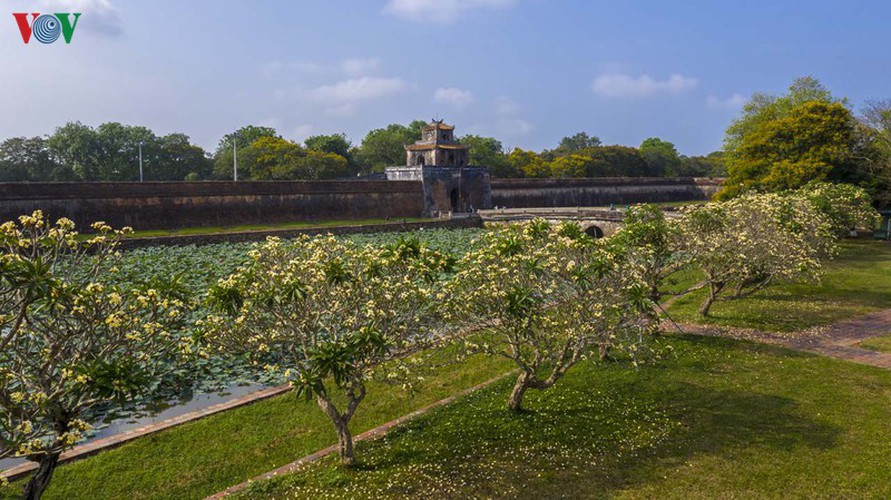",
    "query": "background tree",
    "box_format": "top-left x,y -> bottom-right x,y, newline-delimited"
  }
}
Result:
508,148 -> 545,178
548,154 -> 590,178
719,76 -> 863,198
724,76 -> 844,156
46,122 -> 102,181
858,99 -> 891,207
586,145 -> 650,177
544,132 -> 602,159
677,152 -> 726,178
212,126 -> 280,180
35,123 -> 212,182
0,138 -> 59,182
0,212 -> 188,499
445,220 -> 655,412
248,137 -> 350,180
639,138 -> 681,177
354,120 -> 425,173
304,133 -> 357,175
156,133 -> 213,181
719,101 -> 858,198
460,135 -> 513,176
203,235 -> 449,465
92,123 -> 156,181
